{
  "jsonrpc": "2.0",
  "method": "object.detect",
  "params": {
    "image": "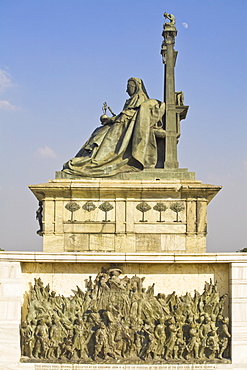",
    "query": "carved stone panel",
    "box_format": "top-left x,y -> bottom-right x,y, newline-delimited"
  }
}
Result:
21,268 -> 230,365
